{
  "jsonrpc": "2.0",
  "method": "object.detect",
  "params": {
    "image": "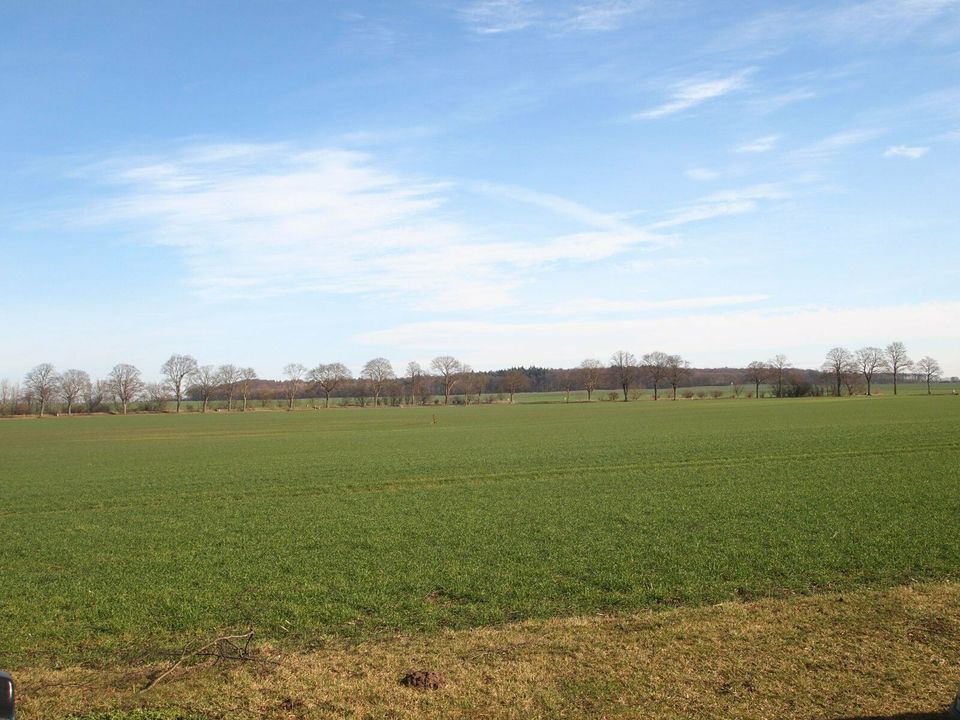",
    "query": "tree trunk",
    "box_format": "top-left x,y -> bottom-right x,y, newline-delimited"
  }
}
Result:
176,395 -> 182,413
672,384 -> 678,400
202,397 -> 208,413
622,383 -> 628,401
653,384 -> 658,401
755,379 -> 760,397
587,388 -> 592,401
